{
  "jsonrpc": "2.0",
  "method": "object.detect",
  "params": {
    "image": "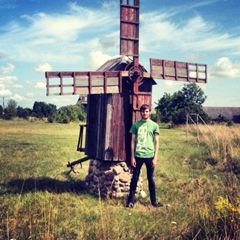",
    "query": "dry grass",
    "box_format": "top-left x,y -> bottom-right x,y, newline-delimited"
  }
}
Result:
190,123 -> 240,171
